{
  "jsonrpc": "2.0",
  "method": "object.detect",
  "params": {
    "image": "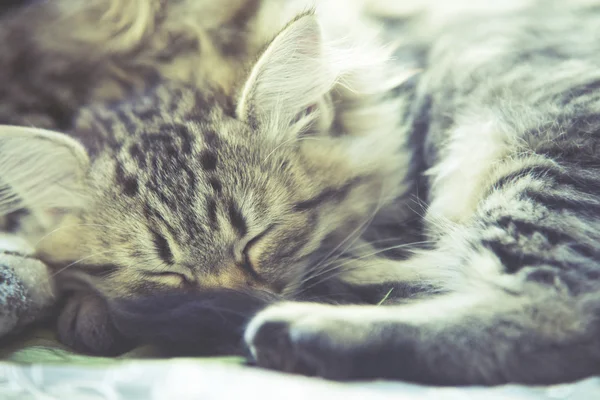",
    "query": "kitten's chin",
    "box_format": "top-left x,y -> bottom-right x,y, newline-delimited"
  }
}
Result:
57,292 -> 134,356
